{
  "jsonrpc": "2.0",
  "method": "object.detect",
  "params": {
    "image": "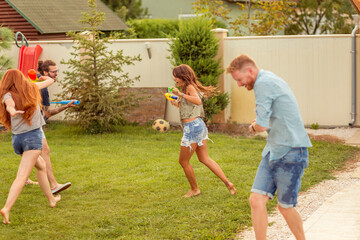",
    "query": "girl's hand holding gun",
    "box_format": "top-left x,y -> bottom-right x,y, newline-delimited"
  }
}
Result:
166,87 -> 180,108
